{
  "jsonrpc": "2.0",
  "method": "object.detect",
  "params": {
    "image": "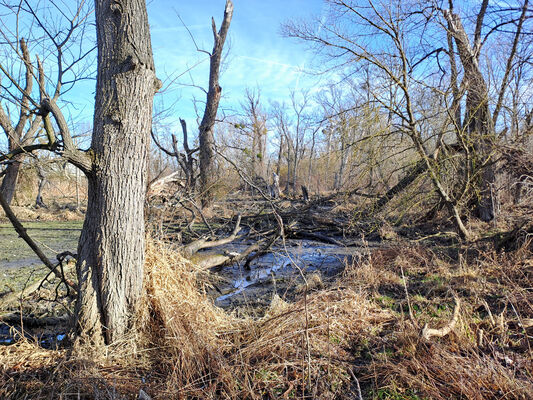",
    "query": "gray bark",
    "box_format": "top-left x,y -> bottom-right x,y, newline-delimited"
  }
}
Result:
75,0 -> 160,345
270,172 -> 280,198
35,166 -> 46,208
276,135 -> 283,177
198,1 -> 233,208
